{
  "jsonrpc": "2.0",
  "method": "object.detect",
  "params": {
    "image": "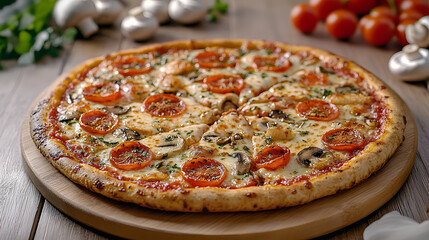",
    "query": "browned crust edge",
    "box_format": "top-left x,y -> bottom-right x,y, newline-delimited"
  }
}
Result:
30,39 -> 406,212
